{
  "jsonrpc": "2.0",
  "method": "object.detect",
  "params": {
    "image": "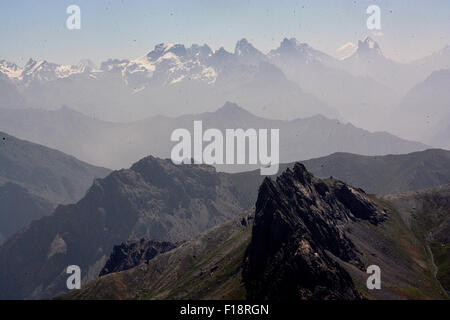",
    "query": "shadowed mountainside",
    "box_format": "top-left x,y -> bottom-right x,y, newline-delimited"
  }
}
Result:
0,102 -> 428,170
0,157 -> 252,299
0,131 -> 111,242
61,166 -> 449,300
229,149 -> 450,204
